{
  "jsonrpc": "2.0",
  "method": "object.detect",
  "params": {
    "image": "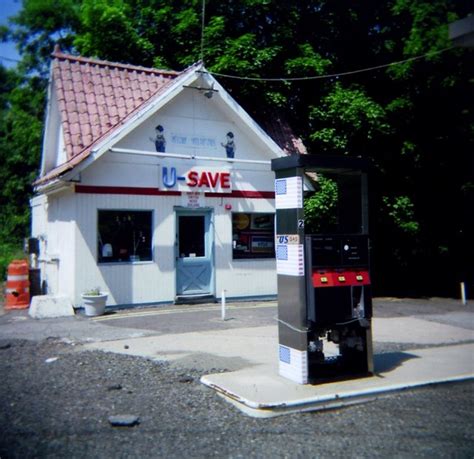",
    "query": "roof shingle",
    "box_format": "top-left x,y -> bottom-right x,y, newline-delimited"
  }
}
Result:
52,52 -> 179,161
259,111 -> 308,156
37,52 -> 306,187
